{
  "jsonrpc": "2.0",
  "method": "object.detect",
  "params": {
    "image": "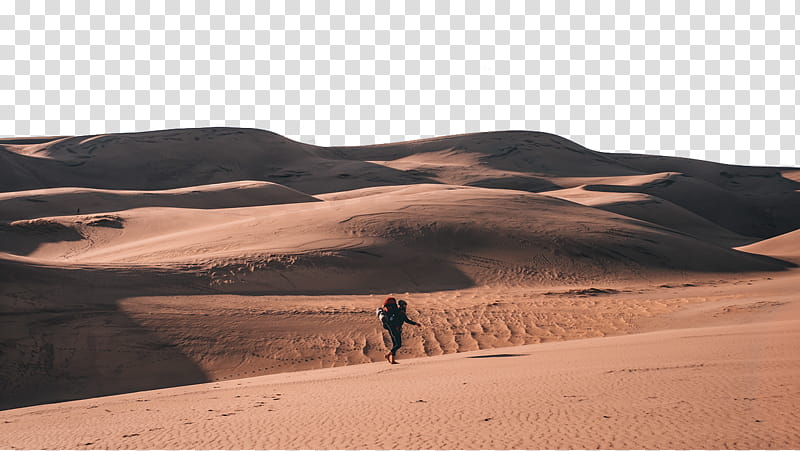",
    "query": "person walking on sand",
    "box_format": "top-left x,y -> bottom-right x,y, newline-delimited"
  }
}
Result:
378,297 -> 421,364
